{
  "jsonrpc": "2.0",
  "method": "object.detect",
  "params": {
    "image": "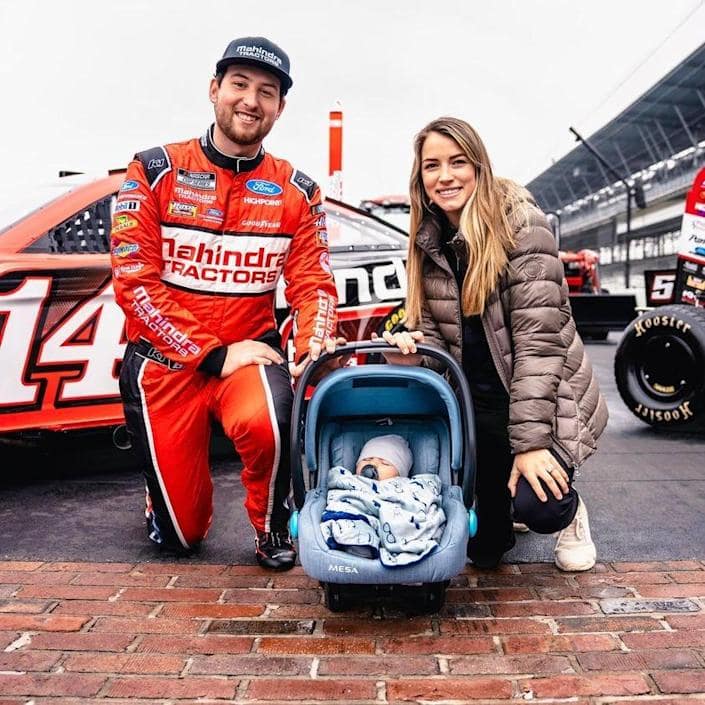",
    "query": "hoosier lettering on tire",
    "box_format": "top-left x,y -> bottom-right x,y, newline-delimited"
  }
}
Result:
614,304 -> 705,427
